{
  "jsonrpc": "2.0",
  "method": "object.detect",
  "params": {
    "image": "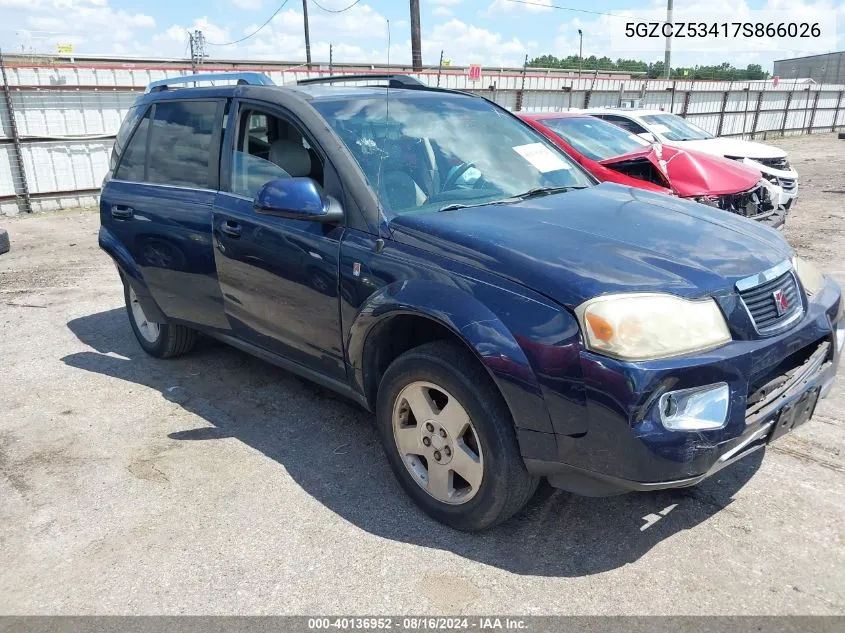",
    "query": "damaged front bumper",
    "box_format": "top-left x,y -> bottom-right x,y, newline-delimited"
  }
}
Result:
524,279 -> 842,496
695,179 -> 786,229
